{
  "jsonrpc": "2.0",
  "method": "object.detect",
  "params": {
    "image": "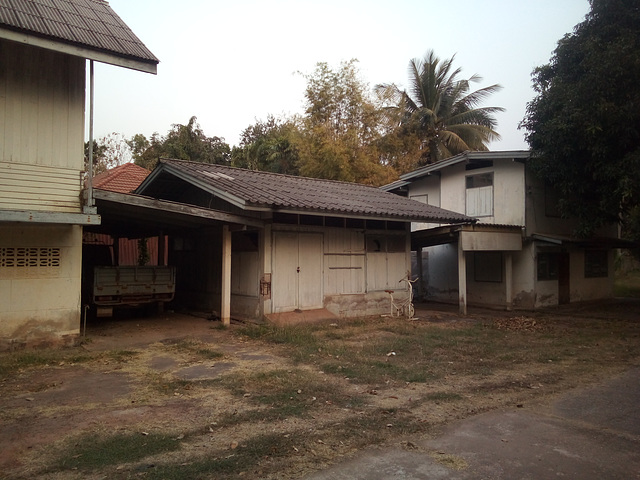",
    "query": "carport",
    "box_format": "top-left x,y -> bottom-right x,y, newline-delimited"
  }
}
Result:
412,223 -> 524,314
85,188 -> 263,324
